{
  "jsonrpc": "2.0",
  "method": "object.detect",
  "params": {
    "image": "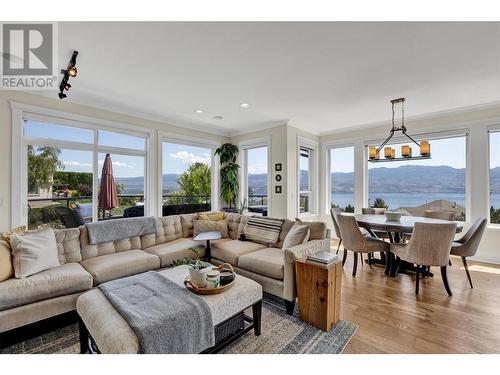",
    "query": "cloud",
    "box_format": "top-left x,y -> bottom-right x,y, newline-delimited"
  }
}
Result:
169,151 -> 211,165
247,165 -> 267,174
98,160 -> 133,168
